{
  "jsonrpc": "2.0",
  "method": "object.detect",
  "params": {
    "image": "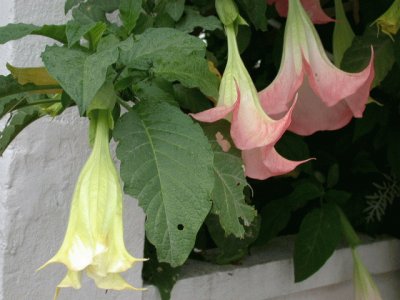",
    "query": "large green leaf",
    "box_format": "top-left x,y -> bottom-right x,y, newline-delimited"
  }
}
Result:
294,203 -> 342,282
153,53 -> 219,99
120,28 -> 219,97
41,45 -> 118,113
176,7 -> 222,33
0,23 -> 67,44
202,121 -> 256,238
0,107 -> 43,156
119,0 -> 143,33
114,101 -> 214,266
120,28 -> 206,70
341,26 -> 395,88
